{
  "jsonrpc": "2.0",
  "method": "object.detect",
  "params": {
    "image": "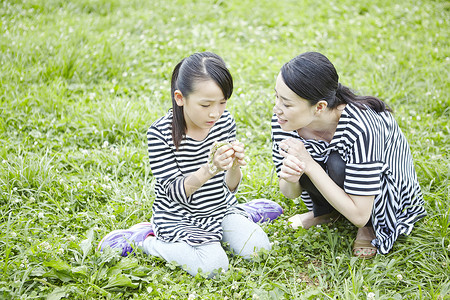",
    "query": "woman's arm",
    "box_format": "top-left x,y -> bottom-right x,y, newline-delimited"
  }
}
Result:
306,161 -> 374,227
280,138 -> 374,227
